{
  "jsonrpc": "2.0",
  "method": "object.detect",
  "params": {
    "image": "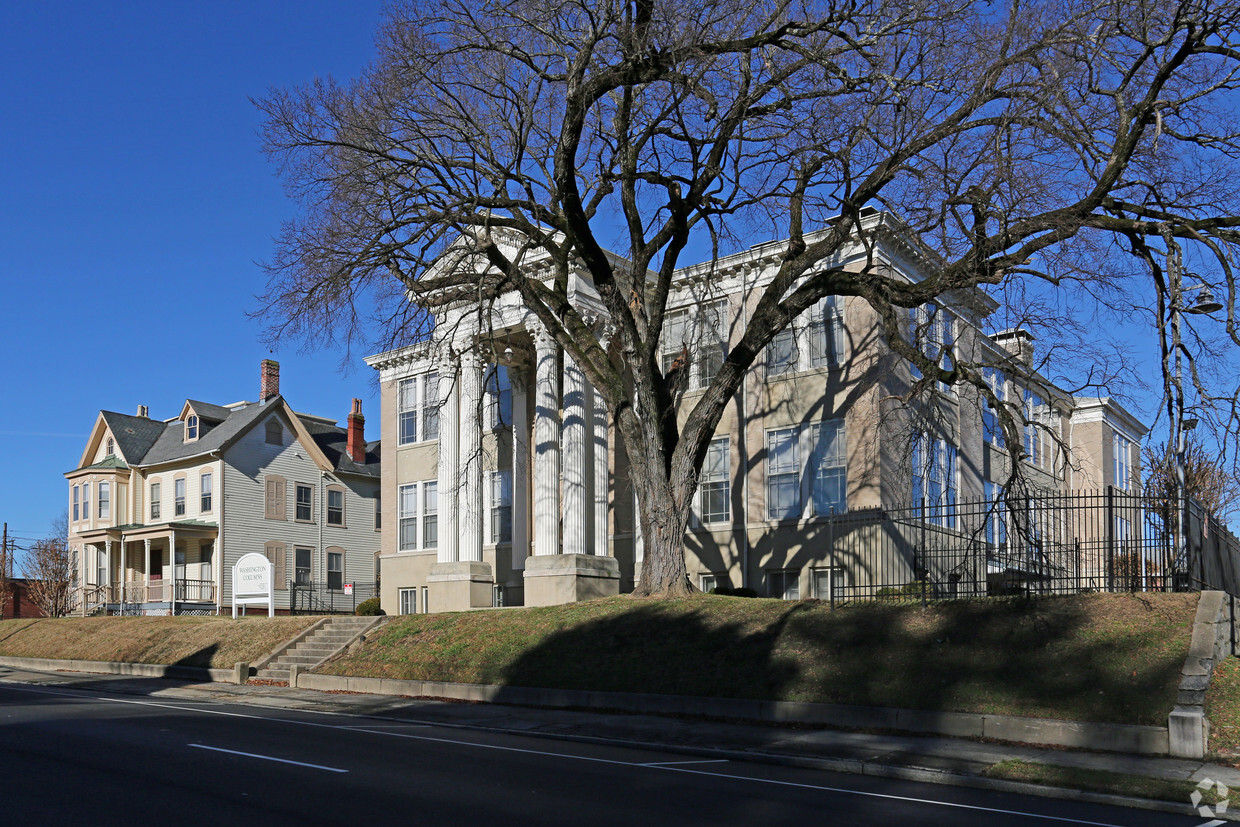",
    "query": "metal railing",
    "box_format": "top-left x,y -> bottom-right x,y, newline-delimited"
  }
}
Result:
787,488 -> 1237,605
288,580 -> 378,615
